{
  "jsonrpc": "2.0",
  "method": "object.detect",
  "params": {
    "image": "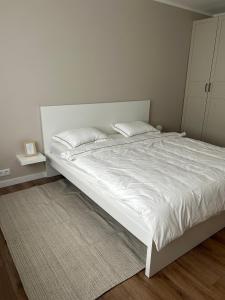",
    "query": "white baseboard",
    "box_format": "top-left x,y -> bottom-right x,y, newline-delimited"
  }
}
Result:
0,172 -> 47,188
